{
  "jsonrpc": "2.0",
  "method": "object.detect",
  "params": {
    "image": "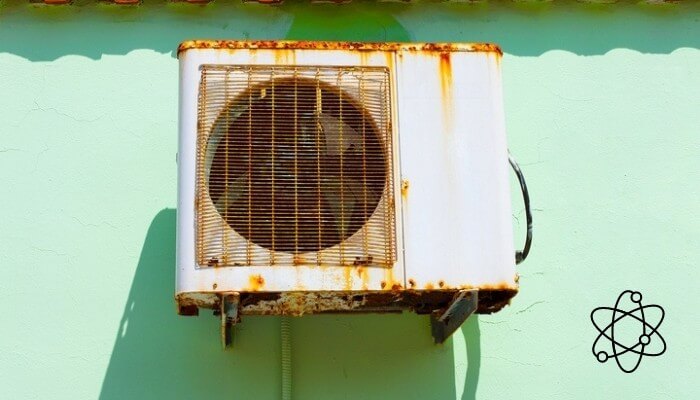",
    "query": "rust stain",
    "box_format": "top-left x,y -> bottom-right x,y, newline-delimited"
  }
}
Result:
356,50 -> 393,68
352,255 -> 374,266
384,51 -> 394,68
421,43 -> 461,53
392,279 -> 518,293
457,281 -> 518,291
401,178 -> 409,216
469,43 -> 503,57
359,51 -> 370,66
294,268 -> 305,291
293,254 -> 304,266
362,275 -> 370,291
491,50 -> 502,68
176,292 -> 219,311
182,277 -> 516,299
401,179 -> 409,199
248,274 -> 265,291
343,267 -> 353,291
438,51 -> 454,134
274,49 -> 297,65
242,292 -> 366,316
177,40 -> 503,57
383,267 -> 402,291
358,267 -> 370,290
438,52 -> 452,94
207,257 -> 219,267
178,287 -> 519,317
